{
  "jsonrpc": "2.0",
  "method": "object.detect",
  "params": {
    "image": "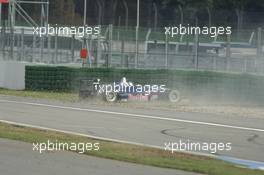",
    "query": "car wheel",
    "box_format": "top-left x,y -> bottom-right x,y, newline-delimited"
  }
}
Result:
168,90 -> 181,103
105,92 -> 117,102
